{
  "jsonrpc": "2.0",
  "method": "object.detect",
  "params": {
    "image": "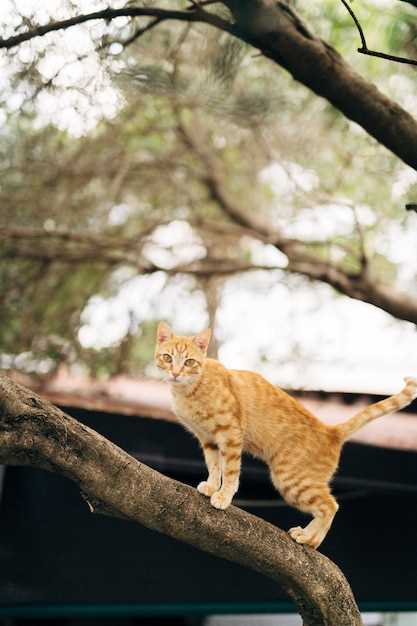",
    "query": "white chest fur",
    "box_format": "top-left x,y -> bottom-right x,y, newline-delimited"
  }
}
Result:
170,386 -> 212,440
